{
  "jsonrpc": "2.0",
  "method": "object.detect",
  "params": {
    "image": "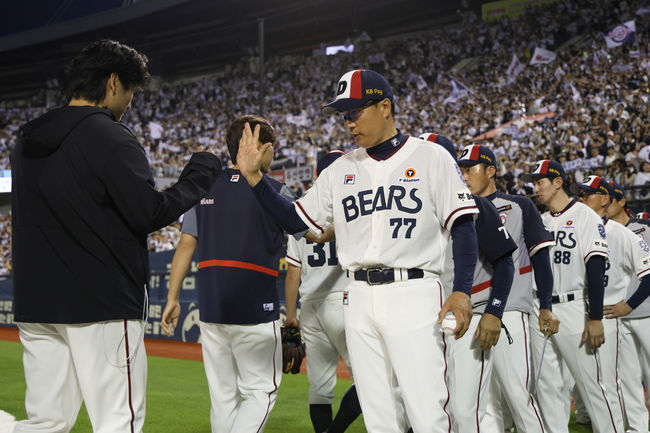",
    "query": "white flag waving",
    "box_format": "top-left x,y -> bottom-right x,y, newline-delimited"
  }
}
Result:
604,21 -> 636,48
530,47 -> 557,65
507,54 -> 525,79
